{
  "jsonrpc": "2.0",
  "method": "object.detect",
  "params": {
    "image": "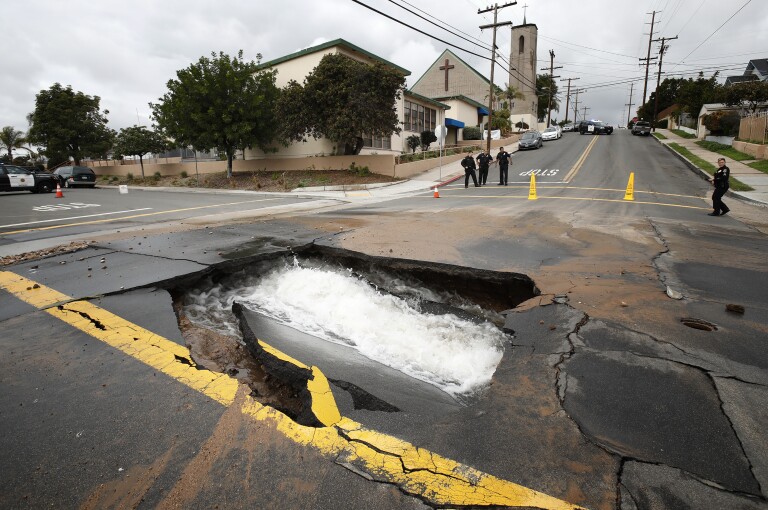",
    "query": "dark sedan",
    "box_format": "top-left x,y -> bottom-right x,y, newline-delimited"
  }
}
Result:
518,130 -> 543,150
579,120 -> 612,135
53,165 -> 97,188
0,164 -> 57,193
